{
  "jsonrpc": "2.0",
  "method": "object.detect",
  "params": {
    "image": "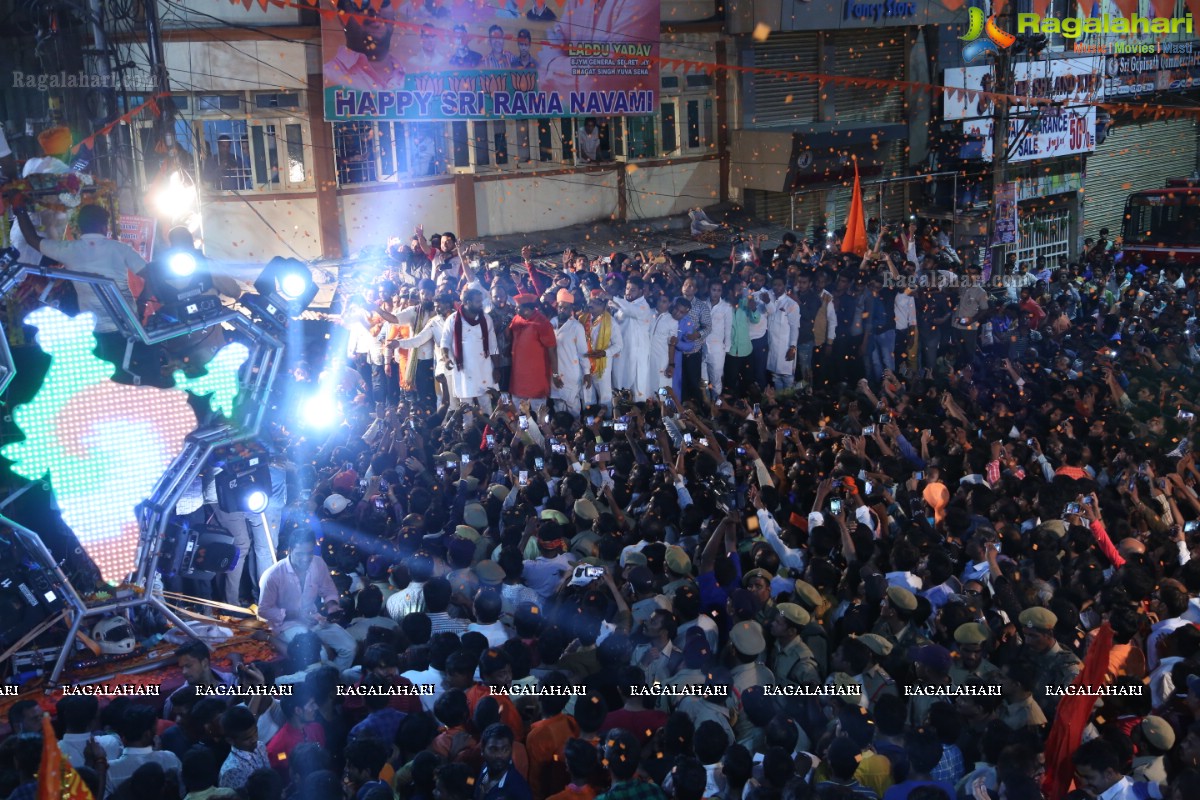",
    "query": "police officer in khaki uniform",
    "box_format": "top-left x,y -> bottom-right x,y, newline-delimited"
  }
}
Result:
1132,715 -> 1173,787
950,622 -> 1002,687
874,586 -> 930,650
742,568 -> 775,625
793,579 -> 829,675
730,620 -> 775,692
662,545 -> 697,596
1019,606 -> 1082,714
853,633 -> 898,707
768,603 -> 820,689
